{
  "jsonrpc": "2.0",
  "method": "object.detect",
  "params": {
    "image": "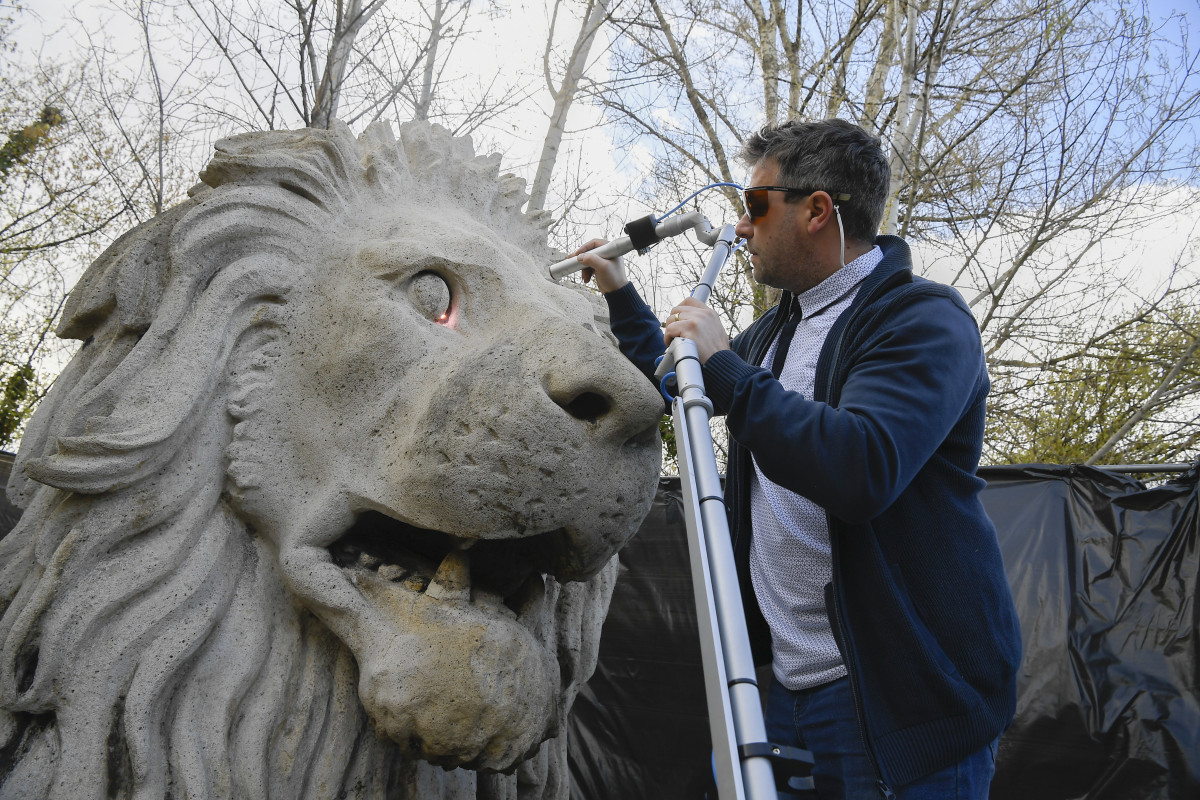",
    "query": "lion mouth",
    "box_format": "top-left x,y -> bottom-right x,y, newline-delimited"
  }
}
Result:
329,511 -> 554,631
